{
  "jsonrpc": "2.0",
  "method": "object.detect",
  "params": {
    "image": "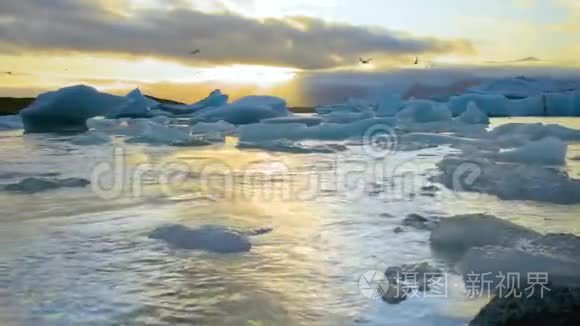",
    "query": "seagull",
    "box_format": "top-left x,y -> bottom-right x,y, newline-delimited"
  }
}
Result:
413,56 -> 419,65
189,49 -> 200,55
359,57 -> 372,64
